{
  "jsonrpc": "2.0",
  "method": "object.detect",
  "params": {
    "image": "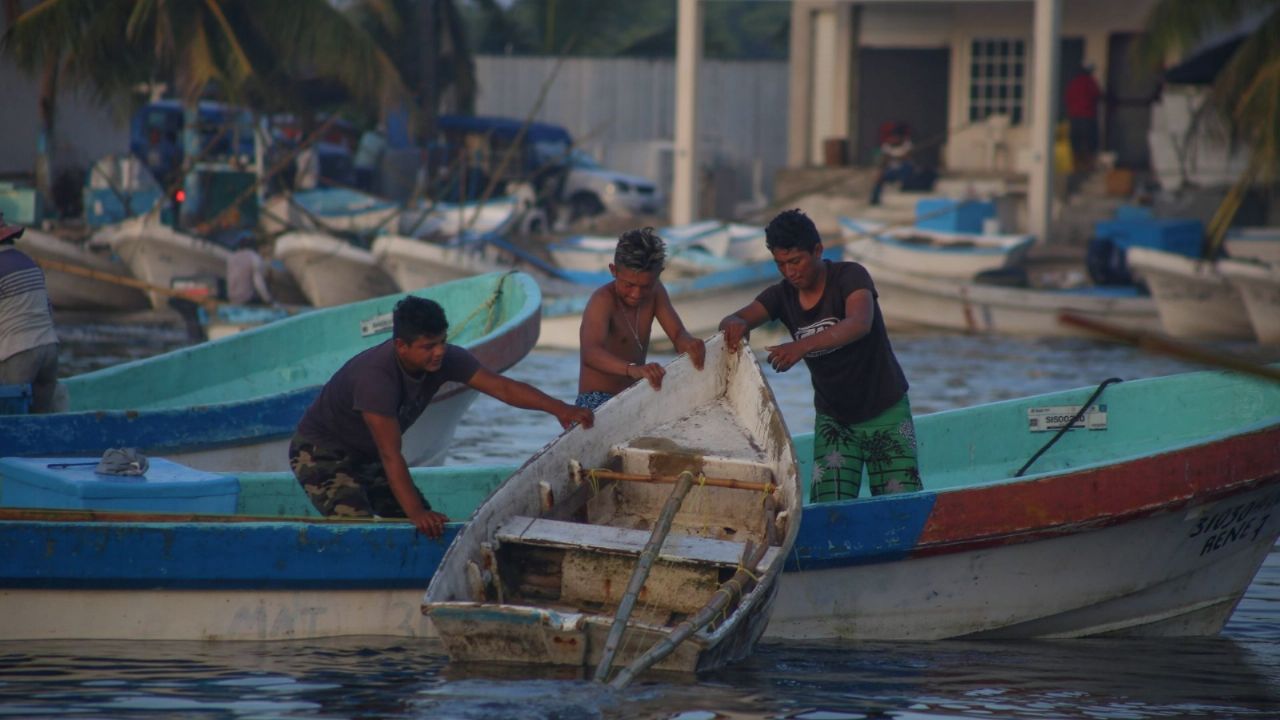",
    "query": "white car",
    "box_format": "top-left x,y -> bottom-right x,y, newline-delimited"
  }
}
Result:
561,150 -> 663,219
